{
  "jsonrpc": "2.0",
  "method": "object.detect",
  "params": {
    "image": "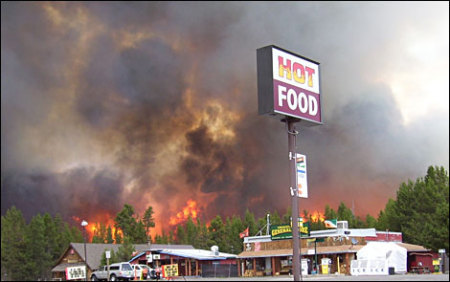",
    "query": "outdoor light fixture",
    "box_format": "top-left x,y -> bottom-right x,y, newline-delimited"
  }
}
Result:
81,220 -> 88,281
